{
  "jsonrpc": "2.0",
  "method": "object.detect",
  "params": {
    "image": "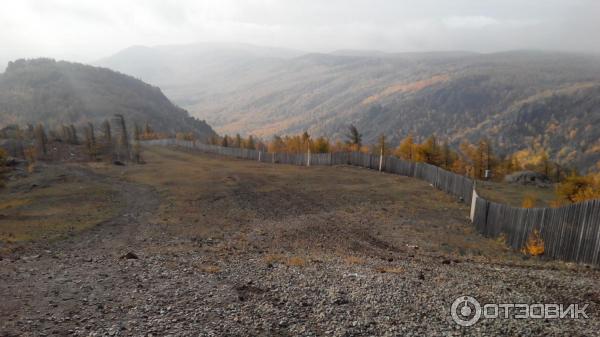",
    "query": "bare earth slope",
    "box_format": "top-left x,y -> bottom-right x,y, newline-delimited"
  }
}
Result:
1,146 -> 599,336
